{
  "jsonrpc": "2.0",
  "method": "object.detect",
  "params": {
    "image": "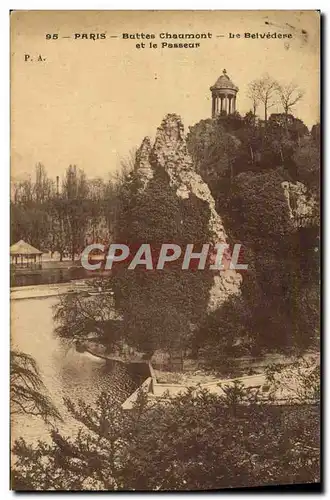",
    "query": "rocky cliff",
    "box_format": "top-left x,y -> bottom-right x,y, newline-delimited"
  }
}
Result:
135,137 -> 154,188
134,113 -> 242,311
281,180 -> 318,226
